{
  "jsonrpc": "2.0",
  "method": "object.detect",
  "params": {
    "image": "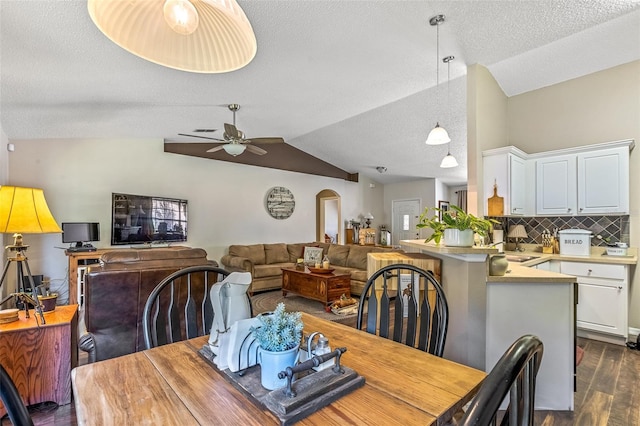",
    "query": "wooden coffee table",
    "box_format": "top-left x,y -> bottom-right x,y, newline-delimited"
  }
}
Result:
281,267 -> 351,306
